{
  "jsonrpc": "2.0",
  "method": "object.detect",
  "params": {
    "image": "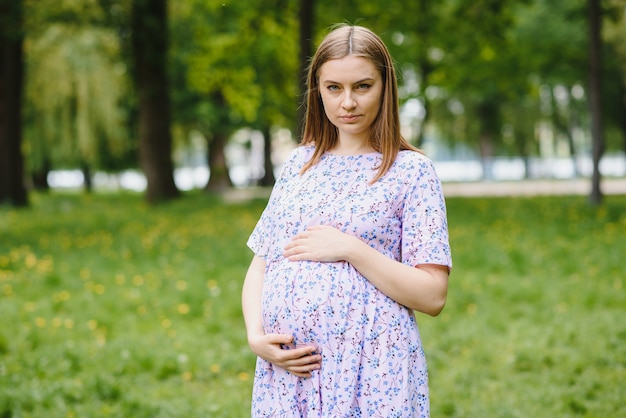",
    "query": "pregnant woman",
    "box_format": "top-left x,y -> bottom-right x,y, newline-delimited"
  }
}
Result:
242,24 -> 452,417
